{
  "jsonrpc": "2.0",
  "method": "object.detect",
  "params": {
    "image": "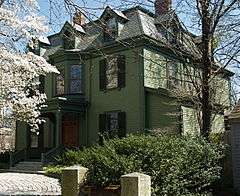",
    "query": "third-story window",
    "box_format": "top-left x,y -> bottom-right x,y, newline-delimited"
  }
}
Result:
103,17 -> 118,42
70,65 -> 82,93
99,55 -> 126,91
56,69 -> 65,95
